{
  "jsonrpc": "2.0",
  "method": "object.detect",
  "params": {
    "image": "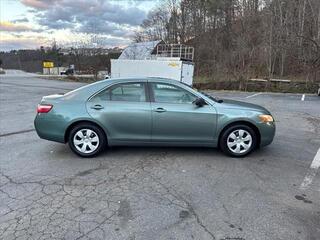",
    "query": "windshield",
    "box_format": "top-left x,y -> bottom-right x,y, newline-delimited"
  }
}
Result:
181,82 -> 221,103
199,91 -> 221,102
